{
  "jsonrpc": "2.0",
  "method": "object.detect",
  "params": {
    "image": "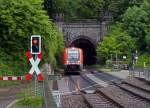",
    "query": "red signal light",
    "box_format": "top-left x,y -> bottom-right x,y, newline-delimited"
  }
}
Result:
32,38 -> 38,44
31,35 -> 41,54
